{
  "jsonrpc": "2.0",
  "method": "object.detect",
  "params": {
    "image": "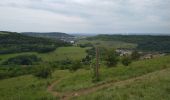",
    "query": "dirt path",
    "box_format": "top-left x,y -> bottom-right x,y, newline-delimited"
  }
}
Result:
47,68 -> 168,100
